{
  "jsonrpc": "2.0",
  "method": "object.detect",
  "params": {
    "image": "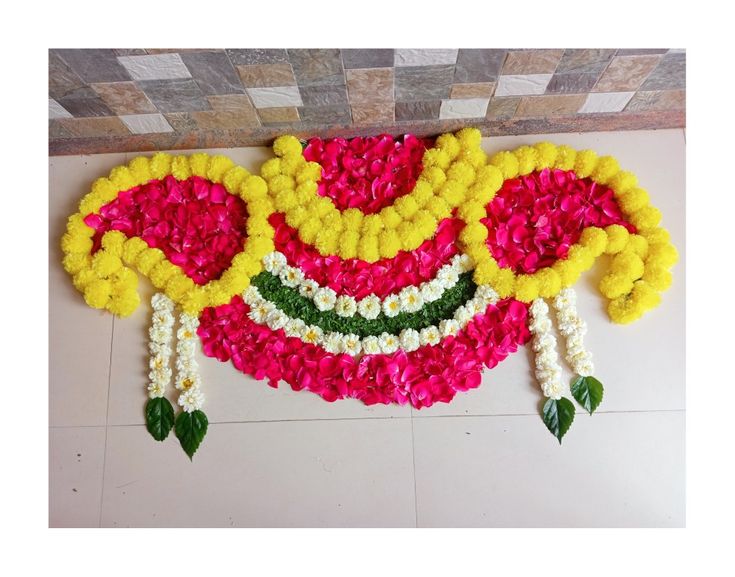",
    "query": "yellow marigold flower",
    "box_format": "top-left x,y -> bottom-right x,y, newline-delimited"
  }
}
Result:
461,147 -> 487,169
395,195 -> 419,219
632,280 -> 661,309
513,145 -> 538,175
457,201 -> 486,223
420,166 -> 447,190
63,253 -> 90,275
260,158 -> 282,180
241,258 -> 262,277
73,268 -> 98,291
514,274 -> 540,302
299,217 -> 322,244
109,166 -> 136,192
591,156 -> 620,185
447,161 -> 475,186
150,152 -> 173,179
101,230 -> 126,256
274,189 -> 299,212
322,211 -> 343,232
249,198 -> 275,218
535,267 -> 562,298
361,214 -> 385,235
630,205 -> 662,231
647,243 -> 679,268
397,222 -> 424,251
473,259 -> 500,285
467,181 -> 495,205
295,181 -> 318,203
84,279 -> 113,309
91,177 -> 119,203
269,174 -> 295,194
66,214 -> 94,238
297,162 -> 322,183
465,243 -> 491,268
78,193 -> 103,216
285,205 -> 308,228
599,273 -> 634,299
574,149 -> 598,178
456,127 -> 482,149
280,154 -> 304,176
607,295 -> 638,324
241,175 -> 268,202
412,210 -> 437,237
222,166 -> 249,194
579,227 -> 608,256
171,155 -> 192,181
128,156 -> 152,184
493,268 -> 516,298
534,142 -> 558,169
181,289 -> 208,316
567,245 -> 594,271
61,232 -> 94,255
379,229 -> 402,259
554,145 -> 577,171
342,208 -> 364,231
425,196 -> 452,220
642,227 -> 671,246
357,234 -> 380,262
246,217 -> 273,239
554,259 -> 582,287
490,151 -> 519,180
135,248 -> 165,275
121,237 -> 148,264
610,252 -> 644,279
617,187 -> 650,214
608,170 -> 638,196
207,286 -> 235,308
315,229 -> 339,255
460,222 -> 488,245
247,236 -> 275,258
311,196 -> 334,218
165,274 -> 194,301
625,234 -> 649,259
439,180 -> 465,206
604,224 -> 630,254
411,180 -> 434,206
339,230 -> 359,259
379,207 -> 401,229
112,267 -> 138,289
148,260 -> 176,288
273,135 -> 302,158
107,288 -> 140,317
423,148 -> 451,170
435,133 -> 461,159
642,264 -> 673,291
